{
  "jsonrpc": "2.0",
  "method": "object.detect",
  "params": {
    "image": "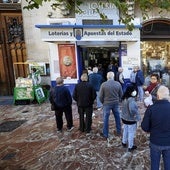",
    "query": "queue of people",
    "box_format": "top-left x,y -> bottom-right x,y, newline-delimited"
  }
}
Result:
49,64 -> 170,170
